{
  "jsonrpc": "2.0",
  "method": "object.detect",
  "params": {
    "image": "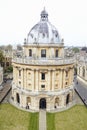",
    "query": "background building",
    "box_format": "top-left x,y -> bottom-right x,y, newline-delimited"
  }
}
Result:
77,57 -> 87,83
0,66 -> 3,90
0,45 -> 12,71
